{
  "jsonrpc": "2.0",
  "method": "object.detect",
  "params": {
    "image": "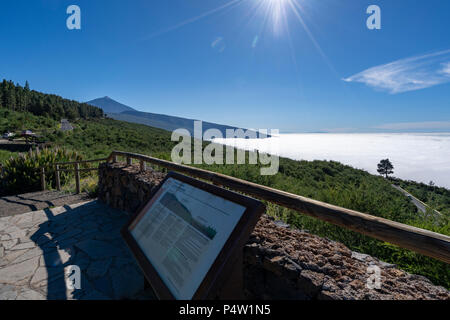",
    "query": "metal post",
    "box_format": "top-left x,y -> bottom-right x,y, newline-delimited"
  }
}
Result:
55,165 -> 61,191
75,162 -> 80,194
40,167 -> 46,191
